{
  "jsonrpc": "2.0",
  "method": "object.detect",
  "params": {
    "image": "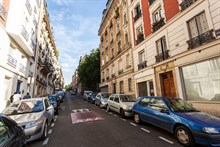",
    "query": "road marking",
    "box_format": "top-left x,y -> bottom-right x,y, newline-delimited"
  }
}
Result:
105,110 -> 108,112
109,112 -> 112,115
121,118 -> 126,121
141,128 -> 150,133
48,129 -> 52,134
42,138 -> 49,145
159,136 -> 174,144
113,114 -> 118,117
54,119 -> 57,122
130,122 -> 137,127
102,109 -> 105,111
51,123 -> 55,127
55,116 -> 58,119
